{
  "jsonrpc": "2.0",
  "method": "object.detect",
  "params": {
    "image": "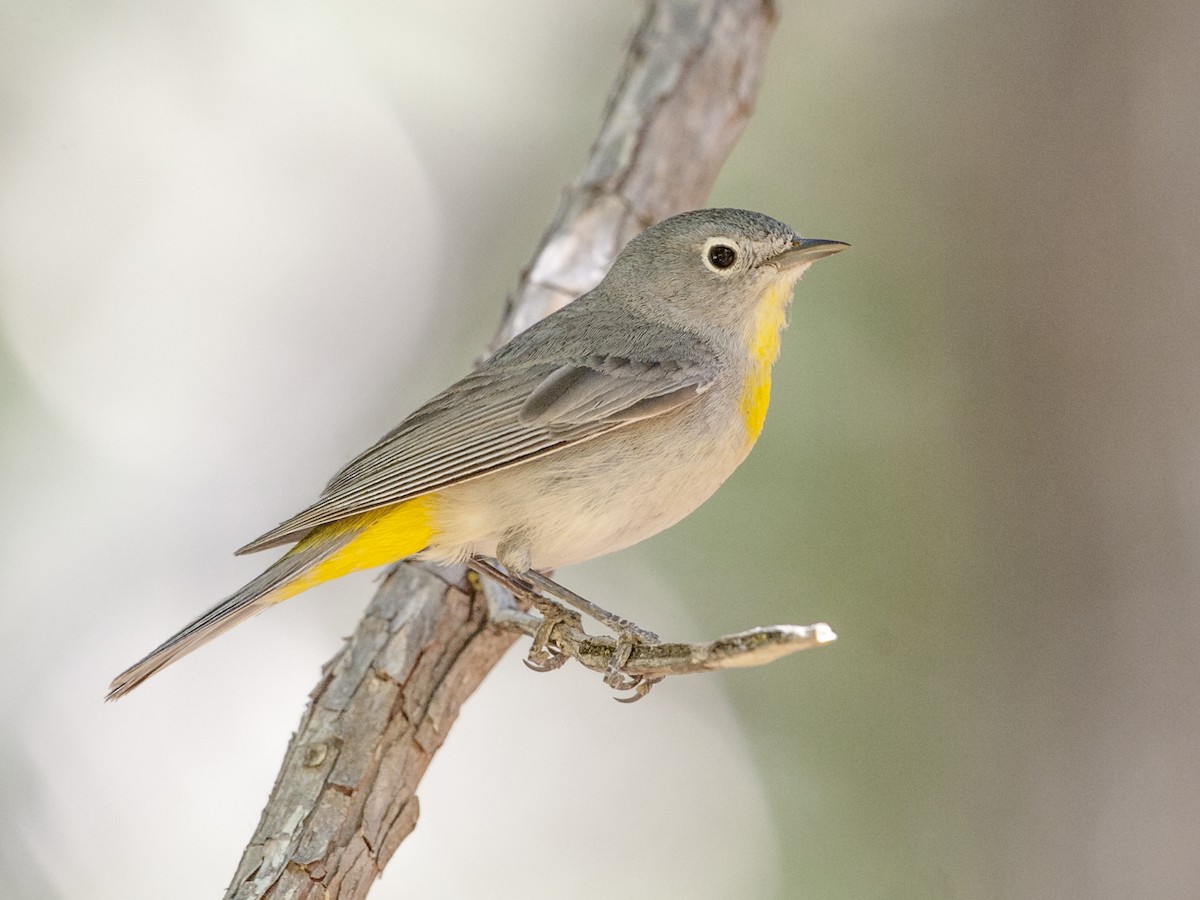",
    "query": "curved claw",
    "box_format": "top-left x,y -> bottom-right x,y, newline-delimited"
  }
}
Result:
523,650 -> 568,673
613,675 -> 664,703
522,598 -> 577,674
